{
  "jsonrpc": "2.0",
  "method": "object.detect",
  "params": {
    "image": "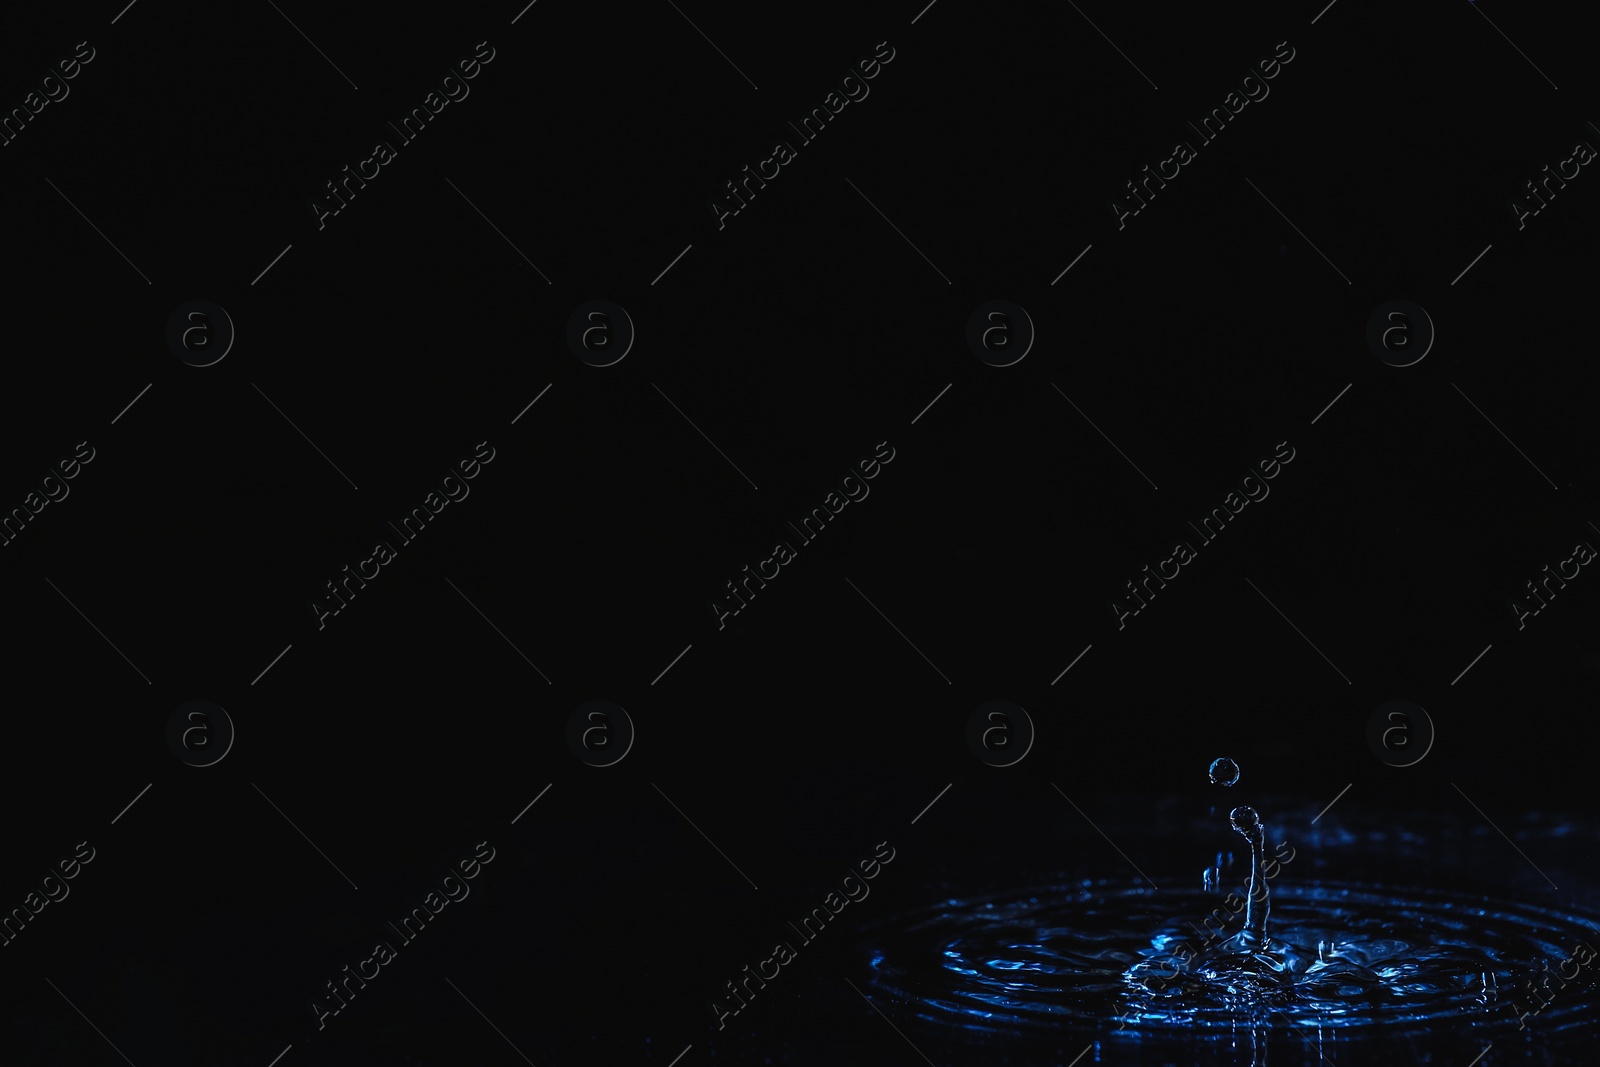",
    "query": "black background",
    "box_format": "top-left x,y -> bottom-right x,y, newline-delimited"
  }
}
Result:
1,0 -> 1596,1063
